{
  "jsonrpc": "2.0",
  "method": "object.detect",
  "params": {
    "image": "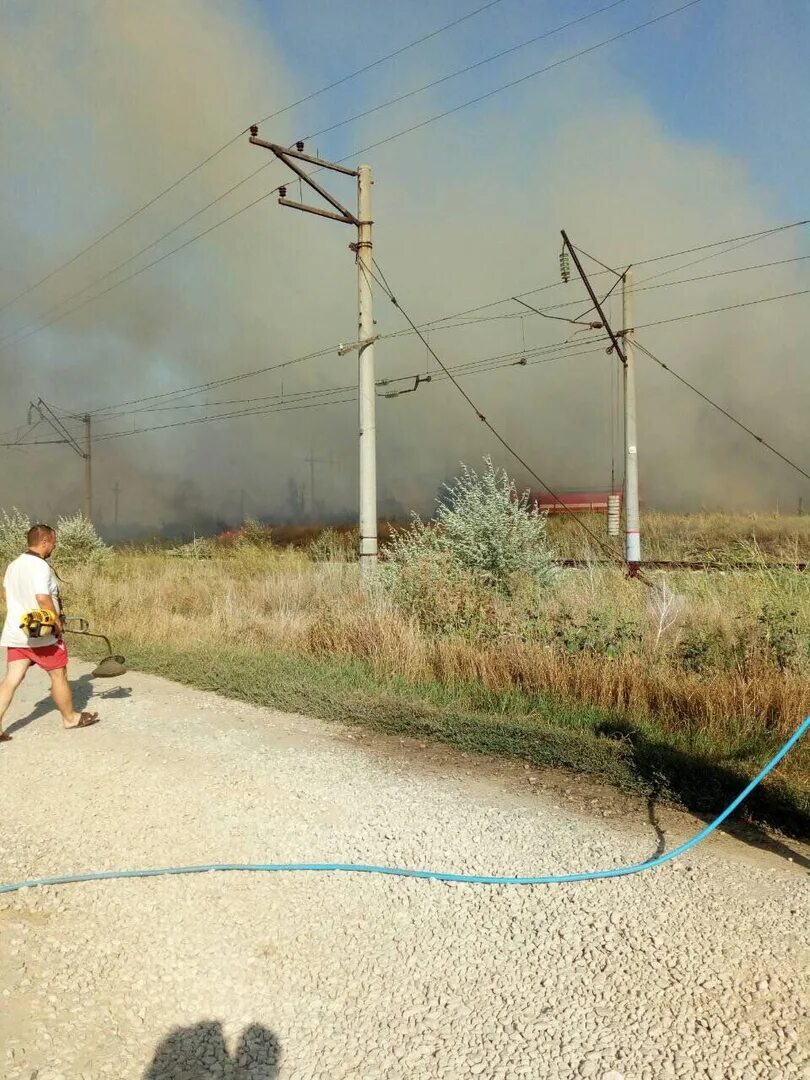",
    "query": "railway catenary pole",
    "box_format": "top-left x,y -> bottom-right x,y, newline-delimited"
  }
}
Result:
248,129 -> 378,576
26,399 -> 94,524
622,269 -> 641,573
83,413 -> 93,524
560,231 -> 641,576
